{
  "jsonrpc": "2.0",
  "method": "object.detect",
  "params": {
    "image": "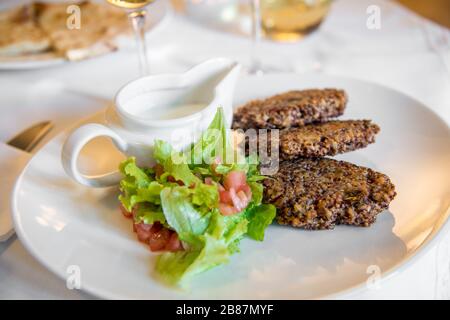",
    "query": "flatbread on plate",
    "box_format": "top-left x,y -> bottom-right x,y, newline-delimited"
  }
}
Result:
0,1 -> 129,62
